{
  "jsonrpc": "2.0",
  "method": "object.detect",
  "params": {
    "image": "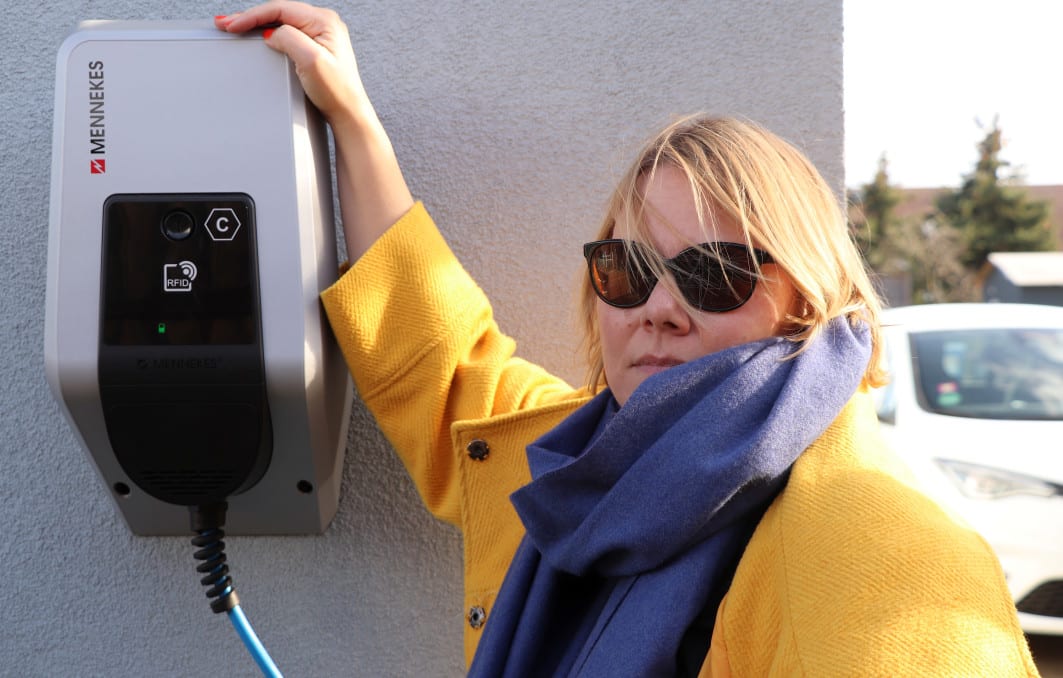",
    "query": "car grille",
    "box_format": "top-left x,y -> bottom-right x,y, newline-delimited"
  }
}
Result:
1016,581 -> 1063,618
